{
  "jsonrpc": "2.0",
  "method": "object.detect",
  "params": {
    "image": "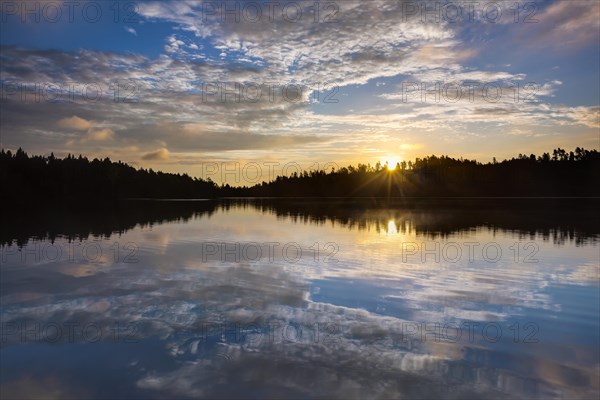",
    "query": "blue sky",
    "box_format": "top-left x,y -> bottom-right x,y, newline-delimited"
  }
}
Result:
1,0 -> 599,183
